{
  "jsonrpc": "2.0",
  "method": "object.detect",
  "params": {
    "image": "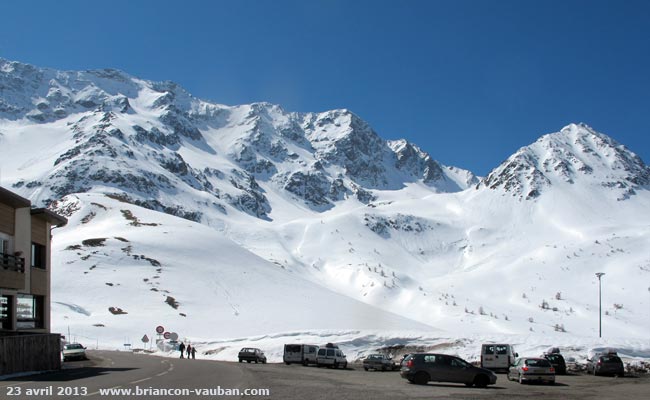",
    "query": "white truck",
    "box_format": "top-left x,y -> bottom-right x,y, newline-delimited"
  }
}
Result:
480,343 -> 518,372
283,344 -> 319,365
316,343 -> 347,369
